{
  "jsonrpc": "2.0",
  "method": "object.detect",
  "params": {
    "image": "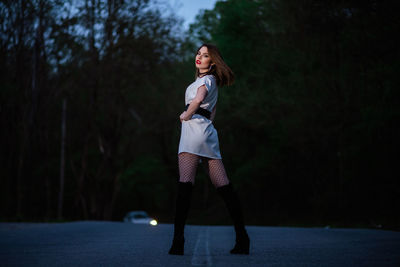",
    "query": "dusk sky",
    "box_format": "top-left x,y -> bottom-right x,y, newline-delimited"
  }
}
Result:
166,0 -> 218,29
